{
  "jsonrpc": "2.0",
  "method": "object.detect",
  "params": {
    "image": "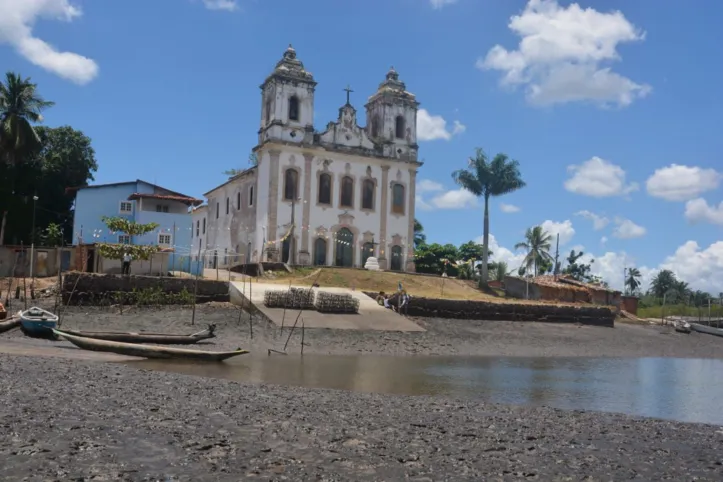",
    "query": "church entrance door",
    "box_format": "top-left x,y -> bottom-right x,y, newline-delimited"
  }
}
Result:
335,228 -> 354,267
